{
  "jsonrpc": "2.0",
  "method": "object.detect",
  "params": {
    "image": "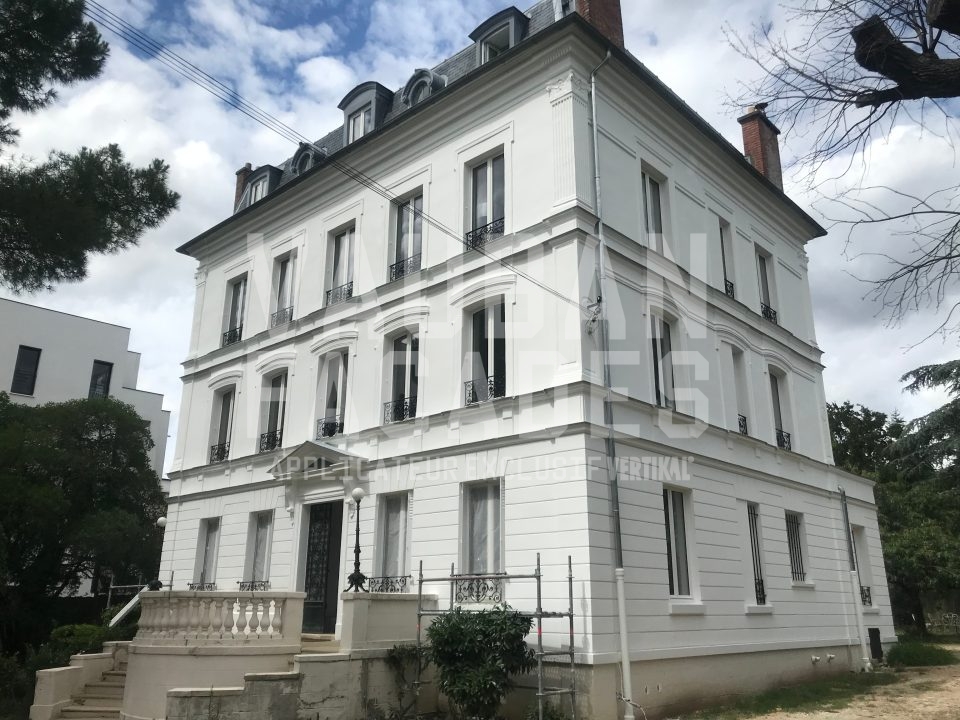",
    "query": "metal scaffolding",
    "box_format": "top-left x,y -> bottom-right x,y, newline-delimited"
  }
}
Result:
415,553 -> 576,720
